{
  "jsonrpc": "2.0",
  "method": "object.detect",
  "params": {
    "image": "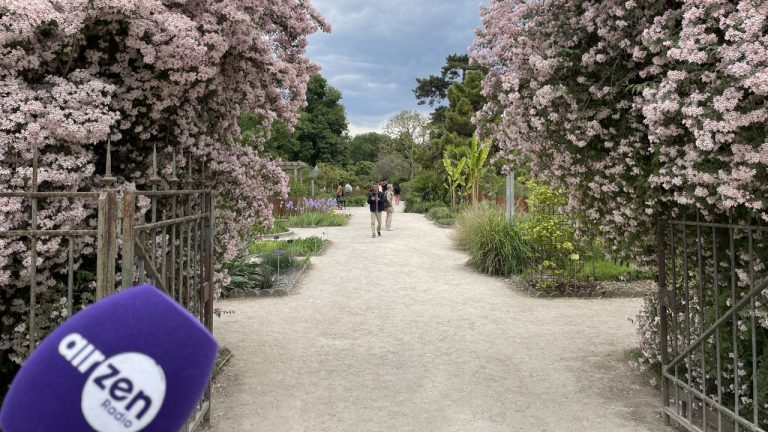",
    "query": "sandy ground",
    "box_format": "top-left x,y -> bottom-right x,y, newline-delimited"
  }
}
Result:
207,204 -> 672,432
